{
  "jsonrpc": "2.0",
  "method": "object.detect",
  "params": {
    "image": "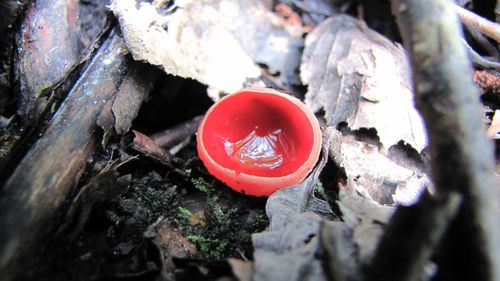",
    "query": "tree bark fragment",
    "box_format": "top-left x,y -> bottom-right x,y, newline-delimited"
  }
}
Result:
15,0 -> 80,119
0,29 -> 129,281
